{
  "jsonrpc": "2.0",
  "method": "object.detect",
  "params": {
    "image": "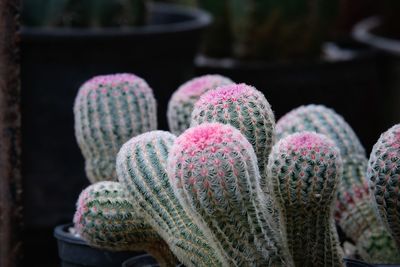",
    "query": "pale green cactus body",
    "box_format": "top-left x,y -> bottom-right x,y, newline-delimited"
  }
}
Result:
367,124 -> 400,251
267,132 -> 344,267
276,105 -> 400,263
116,131 -> 228,267
191,83 -> 276,195
73,181 -> 177,266
74,73 -> 157,183
168,123 -> 291,267
167,74 -> 233,136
